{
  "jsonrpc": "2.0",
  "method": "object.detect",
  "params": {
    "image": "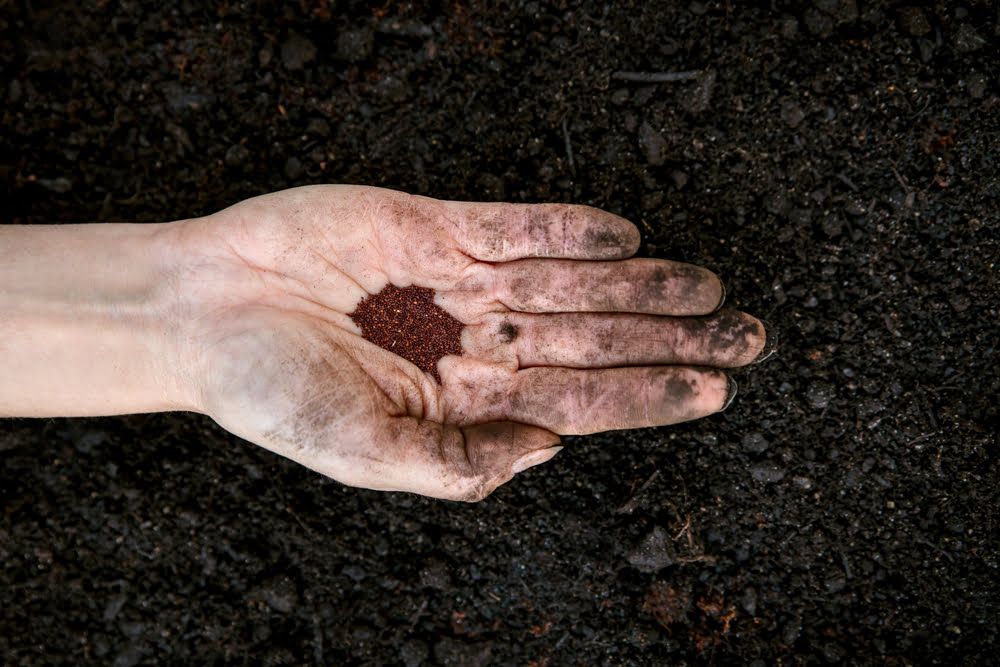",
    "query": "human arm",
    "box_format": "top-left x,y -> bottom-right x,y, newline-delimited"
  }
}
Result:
0,186 -> 767,501
0,222 -> 197,416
